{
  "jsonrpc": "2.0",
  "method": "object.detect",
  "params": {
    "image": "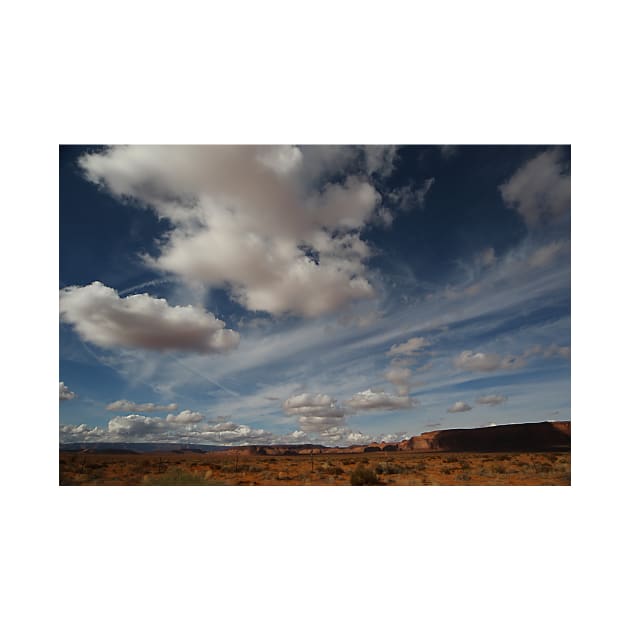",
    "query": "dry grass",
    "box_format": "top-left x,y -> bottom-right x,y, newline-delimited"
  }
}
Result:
59,450 -> 570,486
